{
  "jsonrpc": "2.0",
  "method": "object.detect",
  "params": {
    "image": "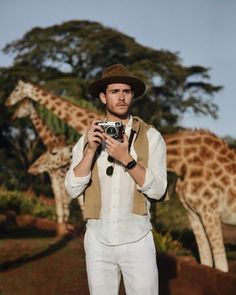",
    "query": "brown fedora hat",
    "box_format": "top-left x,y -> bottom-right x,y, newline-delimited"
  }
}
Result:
88,64 -> 145,98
